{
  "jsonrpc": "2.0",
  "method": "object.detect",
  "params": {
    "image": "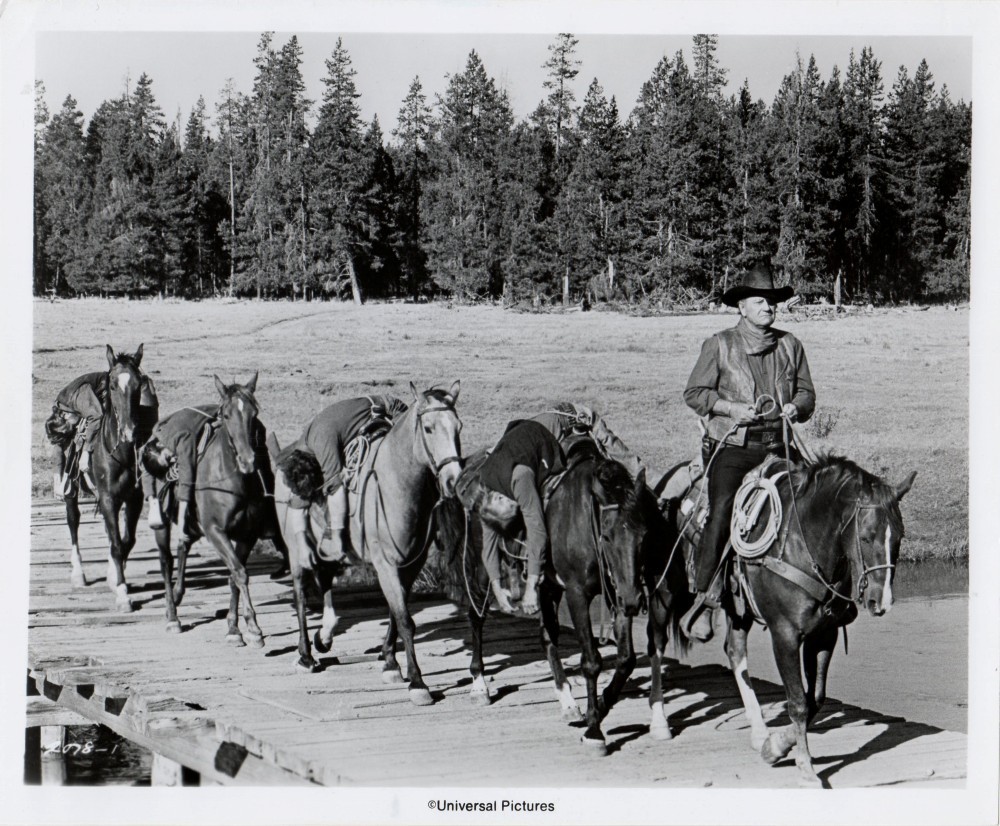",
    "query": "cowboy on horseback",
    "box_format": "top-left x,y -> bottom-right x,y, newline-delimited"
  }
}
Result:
277,395 -> 409,569
679,262 -> 816,643
45,344 -> 157,499
532,402 -> 643,479
474,419 -> 567,616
